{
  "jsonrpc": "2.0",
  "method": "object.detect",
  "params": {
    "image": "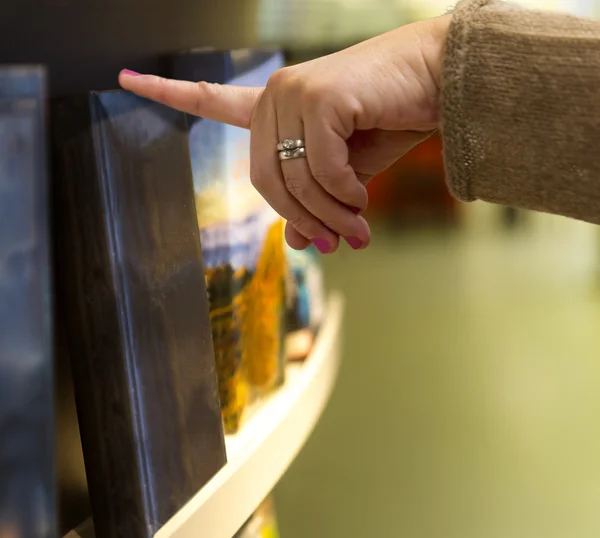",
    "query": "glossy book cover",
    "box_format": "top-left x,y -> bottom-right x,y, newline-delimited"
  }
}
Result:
0,66 -> 55,538
52,91 -> 226,538
285,244 -> 325,361
172,50 -> 287,433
